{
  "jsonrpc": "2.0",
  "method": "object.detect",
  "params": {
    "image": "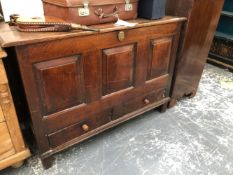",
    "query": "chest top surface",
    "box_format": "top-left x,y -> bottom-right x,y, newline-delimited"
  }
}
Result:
0,16 -> 186,48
